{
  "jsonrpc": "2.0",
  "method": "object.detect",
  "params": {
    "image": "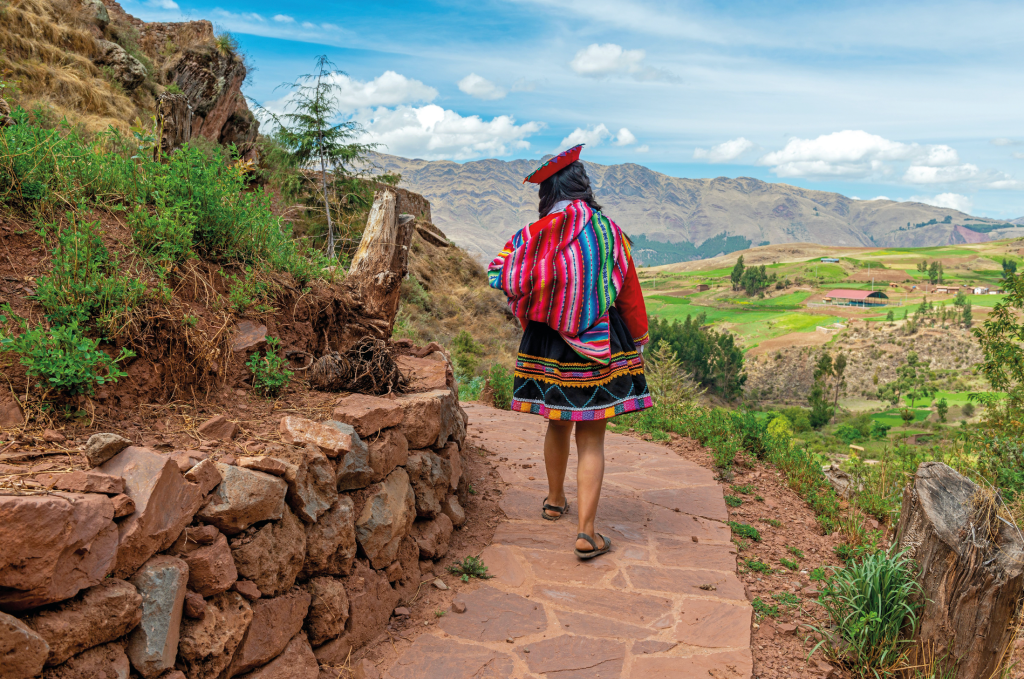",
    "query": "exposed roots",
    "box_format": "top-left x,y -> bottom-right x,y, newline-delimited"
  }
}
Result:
308,337 -> 407,396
